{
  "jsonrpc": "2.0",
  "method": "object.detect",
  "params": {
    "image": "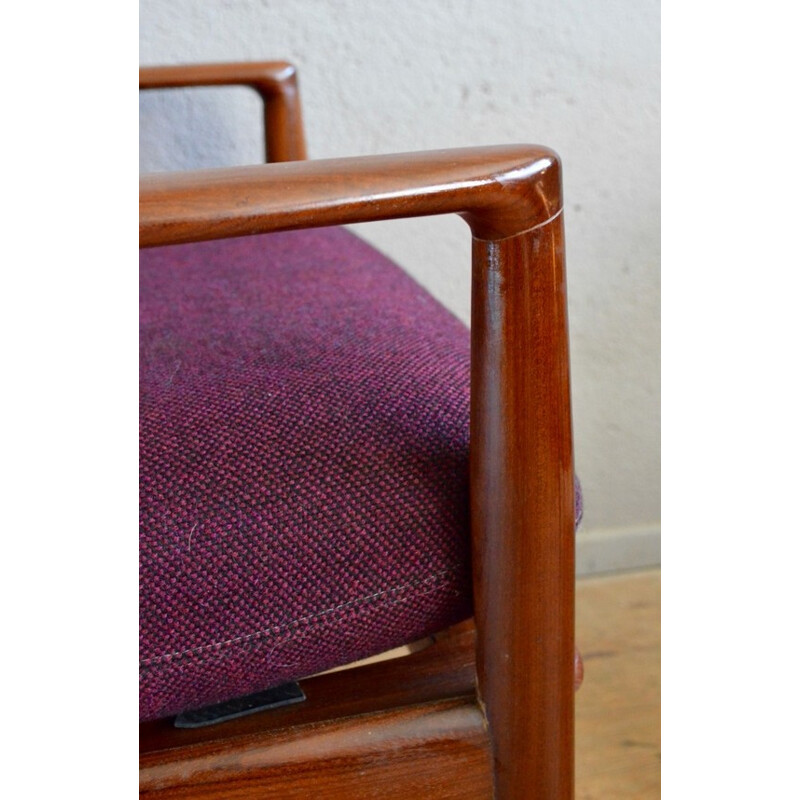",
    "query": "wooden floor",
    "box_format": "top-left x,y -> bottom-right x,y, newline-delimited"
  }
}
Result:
575,569 -> 661,799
